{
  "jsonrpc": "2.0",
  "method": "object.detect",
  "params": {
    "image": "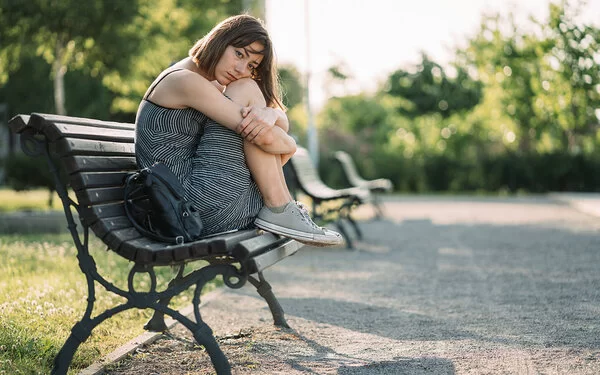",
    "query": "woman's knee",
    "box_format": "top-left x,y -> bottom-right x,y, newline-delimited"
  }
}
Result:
224,78 -> 265,107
